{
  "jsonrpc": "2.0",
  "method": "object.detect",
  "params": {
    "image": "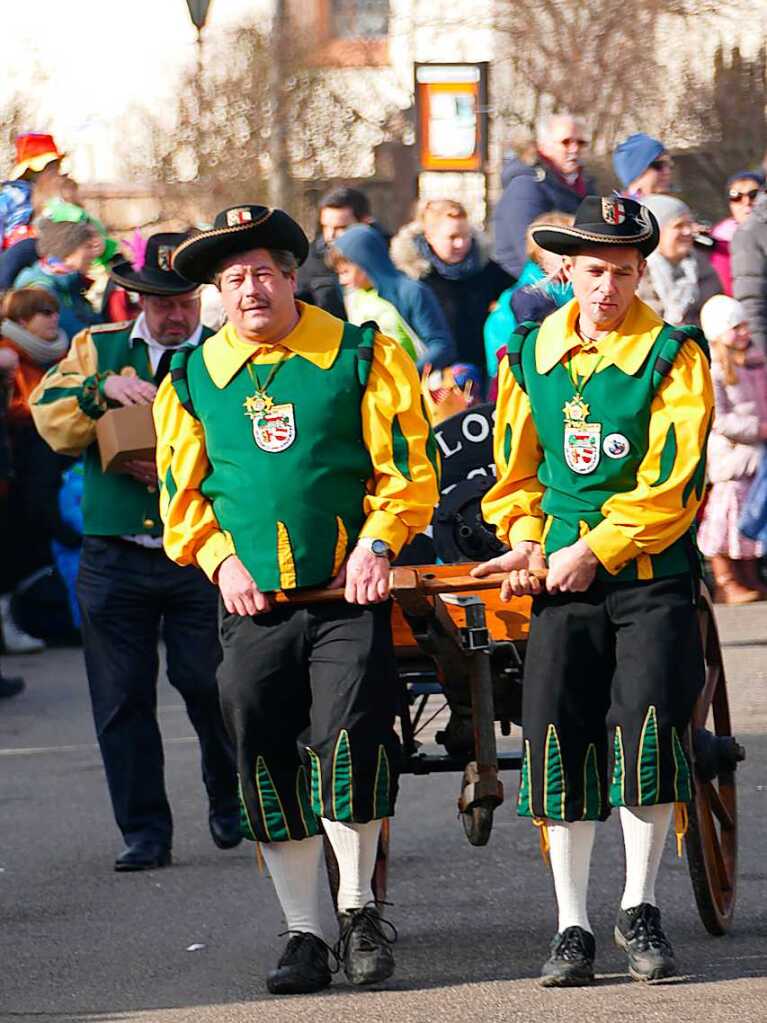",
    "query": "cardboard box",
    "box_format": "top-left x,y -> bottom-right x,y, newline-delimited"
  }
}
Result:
96,404 -> 157,473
